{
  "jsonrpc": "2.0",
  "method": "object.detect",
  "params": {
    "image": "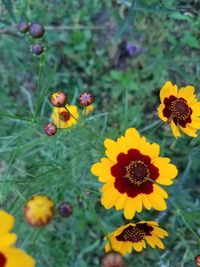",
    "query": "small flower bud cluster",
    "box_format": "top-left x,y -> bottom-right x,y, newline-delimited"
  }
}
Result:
17,21 -> 46,56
